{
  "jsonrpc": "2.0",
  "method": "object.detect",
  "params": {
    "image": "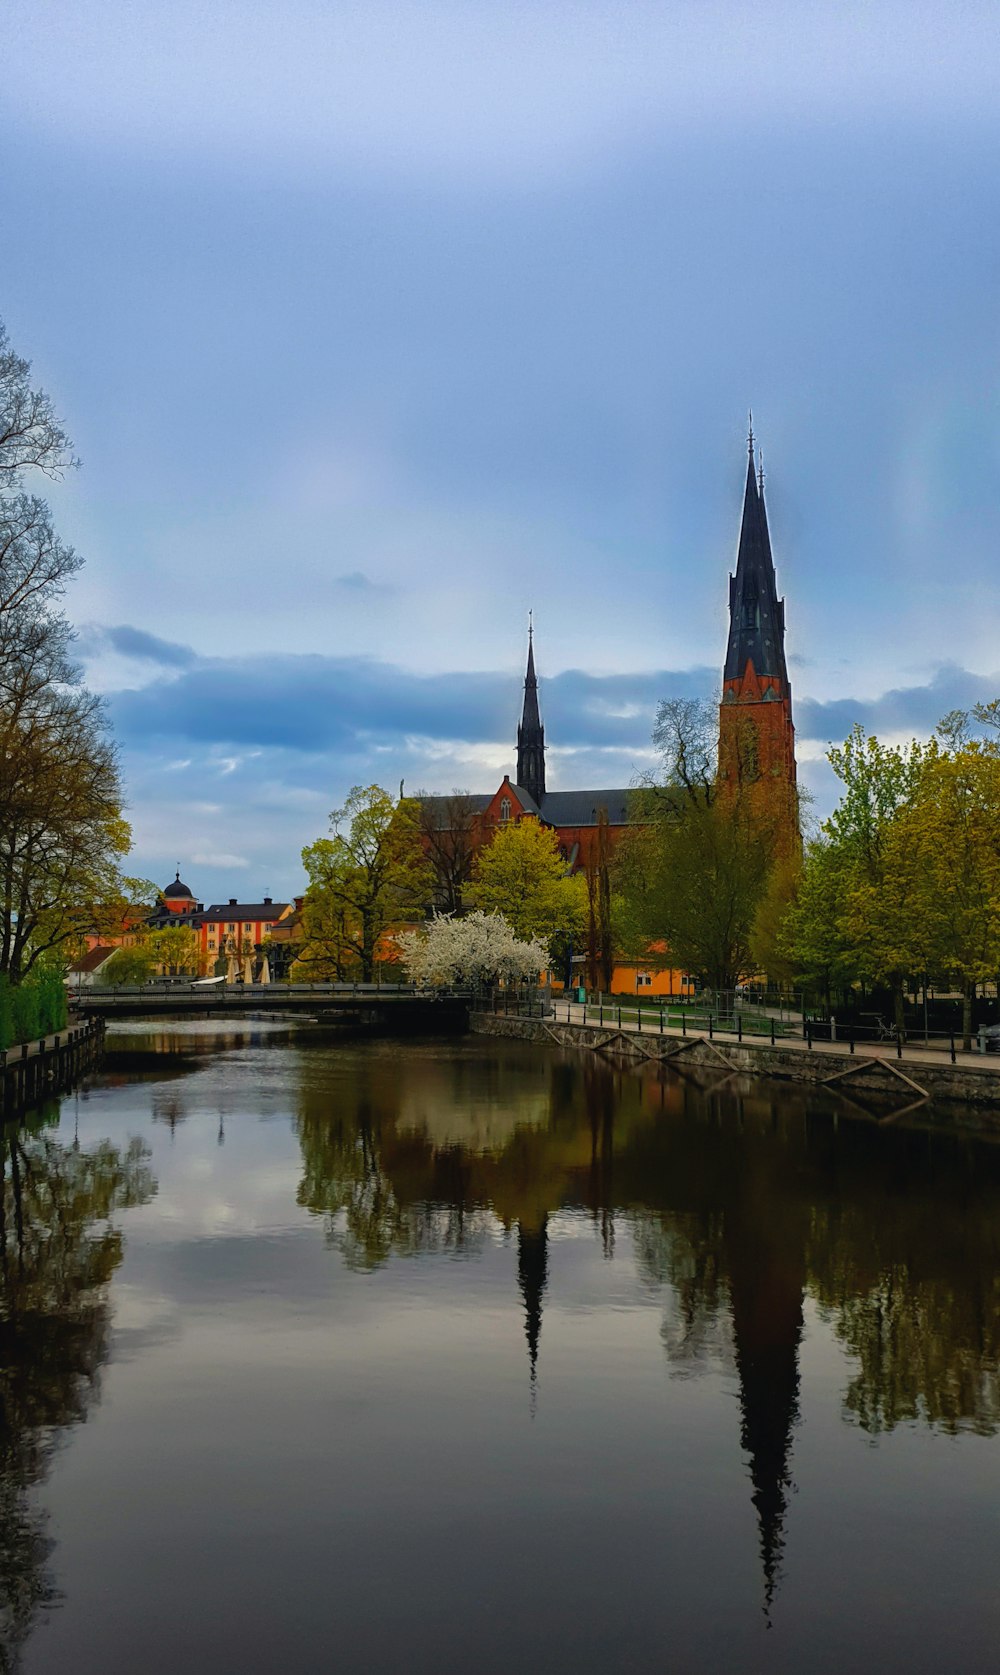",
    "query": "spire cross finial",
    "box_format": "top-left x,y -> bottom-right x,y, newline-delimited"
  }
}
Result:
528,607 -> 533,642
748,409 -> 754,459
758,451 -> 765,496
